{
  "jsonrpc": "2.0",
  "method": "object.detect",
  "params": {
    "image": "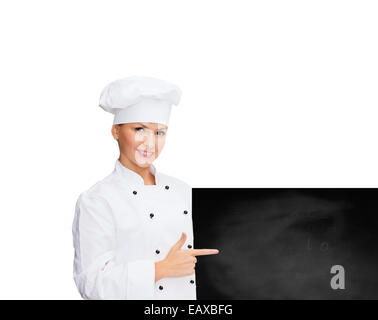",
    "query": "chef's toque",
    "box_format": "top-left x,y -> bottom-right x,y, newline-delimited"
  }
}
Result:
99,76 -> 182,126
